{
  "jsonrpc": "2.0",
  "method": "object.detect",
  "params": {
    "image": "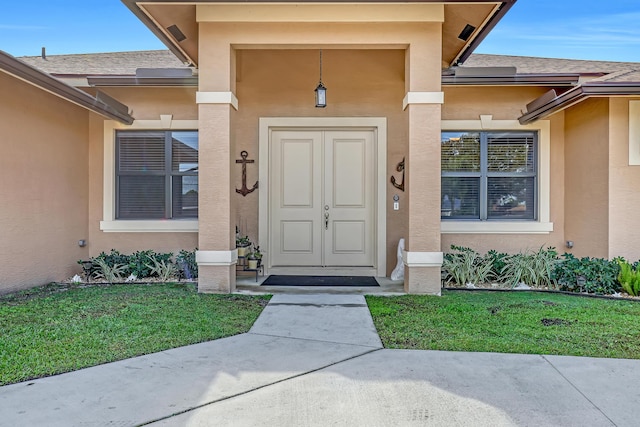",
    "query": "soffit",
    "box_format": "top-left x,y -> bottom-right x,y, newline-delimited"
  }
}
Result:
123,1 -> 512,68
